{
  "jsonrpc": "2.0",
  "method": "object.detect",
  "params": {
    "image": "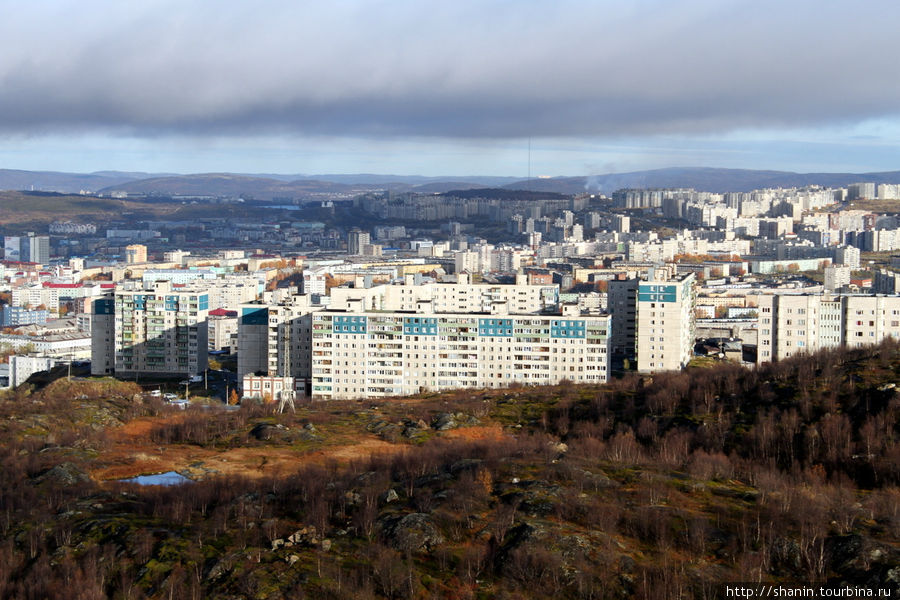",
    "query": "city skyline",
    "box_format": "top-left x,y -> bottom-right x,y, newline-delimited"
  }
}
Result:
2,1 -> 900,176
